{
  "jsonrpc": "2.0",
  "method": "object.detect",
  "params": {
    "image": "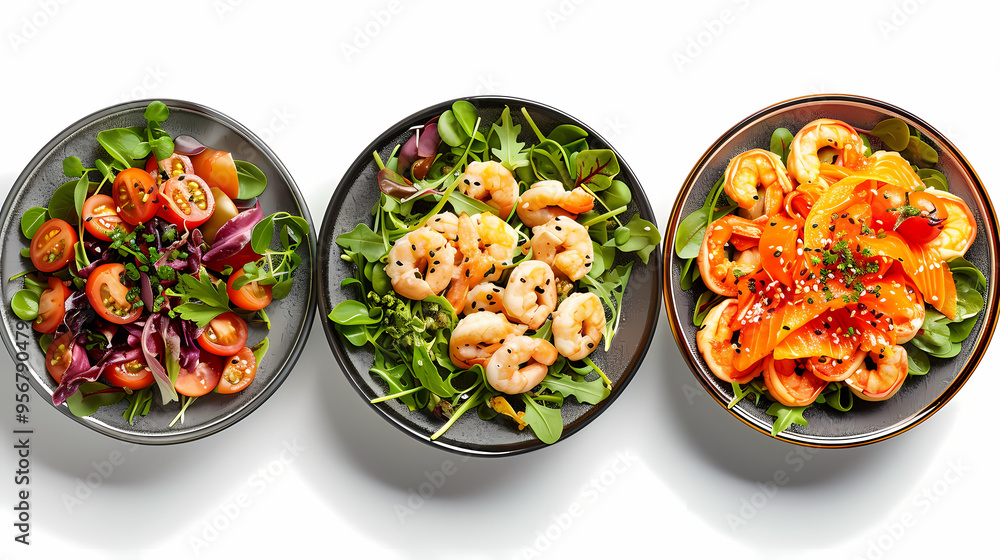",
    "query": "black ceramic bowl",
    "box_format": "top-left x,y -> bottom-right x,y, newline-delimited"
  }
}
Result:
664,94 -> 998,447
0,99 -> 315,444
318,96 -> 661,456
